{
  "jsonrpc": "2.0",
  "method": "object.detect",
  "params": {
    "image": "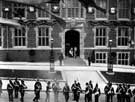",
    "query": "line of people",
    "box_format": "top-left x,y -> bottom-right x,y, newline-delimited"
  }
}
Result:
7,77 -> 27,102
70,80 -> 101,102
104,82 -> 134,102
5,78 -> 135,102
